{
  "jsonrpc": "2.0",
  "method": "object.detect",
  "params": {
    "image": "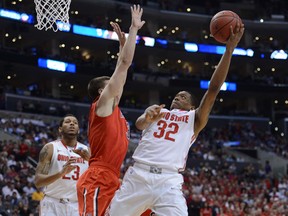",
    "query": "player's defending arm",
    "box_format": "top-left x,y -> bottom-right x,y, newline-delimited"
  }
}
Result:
34,144 -> 77,188
136,104 -> 165,130
110,22 -> 126,67
96,5 -> 145,117
194,22 -> 244,135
